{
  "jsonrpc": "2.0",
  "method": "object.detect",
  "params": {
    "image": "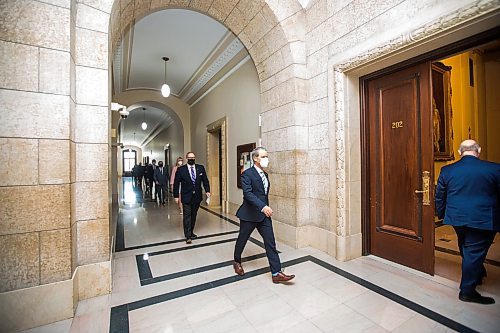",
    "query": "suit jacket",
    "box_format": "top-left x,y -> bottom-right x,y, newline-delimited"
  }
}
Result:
173,164 -> 210,204
153,167 -> 169,187
236,166 -> 270,222
435,155 -> 500,231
